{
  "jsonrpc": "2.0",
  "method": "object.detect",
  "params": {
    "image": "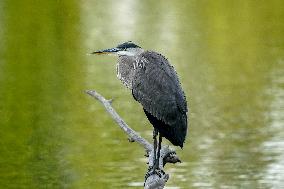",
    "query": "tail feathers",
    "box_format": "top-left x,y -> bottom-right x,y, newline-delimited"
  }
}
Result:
143,109 -> 187,148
